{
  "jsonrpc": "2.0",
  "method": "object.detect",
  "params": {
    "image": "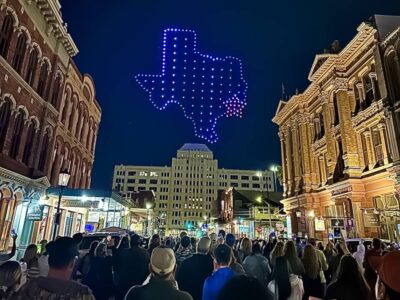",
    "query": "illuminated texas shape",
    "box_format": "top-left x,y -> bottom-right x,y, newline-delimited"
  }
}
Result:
135,28 -> 248,143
